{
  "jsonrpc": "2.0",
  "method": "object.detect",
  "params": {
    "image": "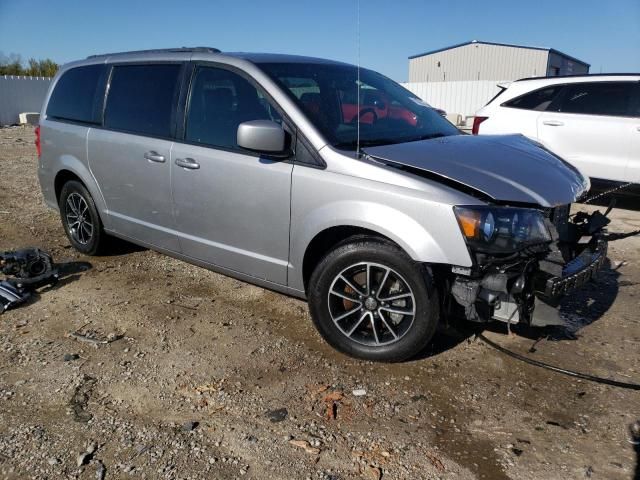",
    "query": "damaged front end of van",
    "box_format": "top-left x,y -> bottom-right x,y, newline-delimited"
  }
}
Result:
364,134 -> 609,328
448,204 -> 608,327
